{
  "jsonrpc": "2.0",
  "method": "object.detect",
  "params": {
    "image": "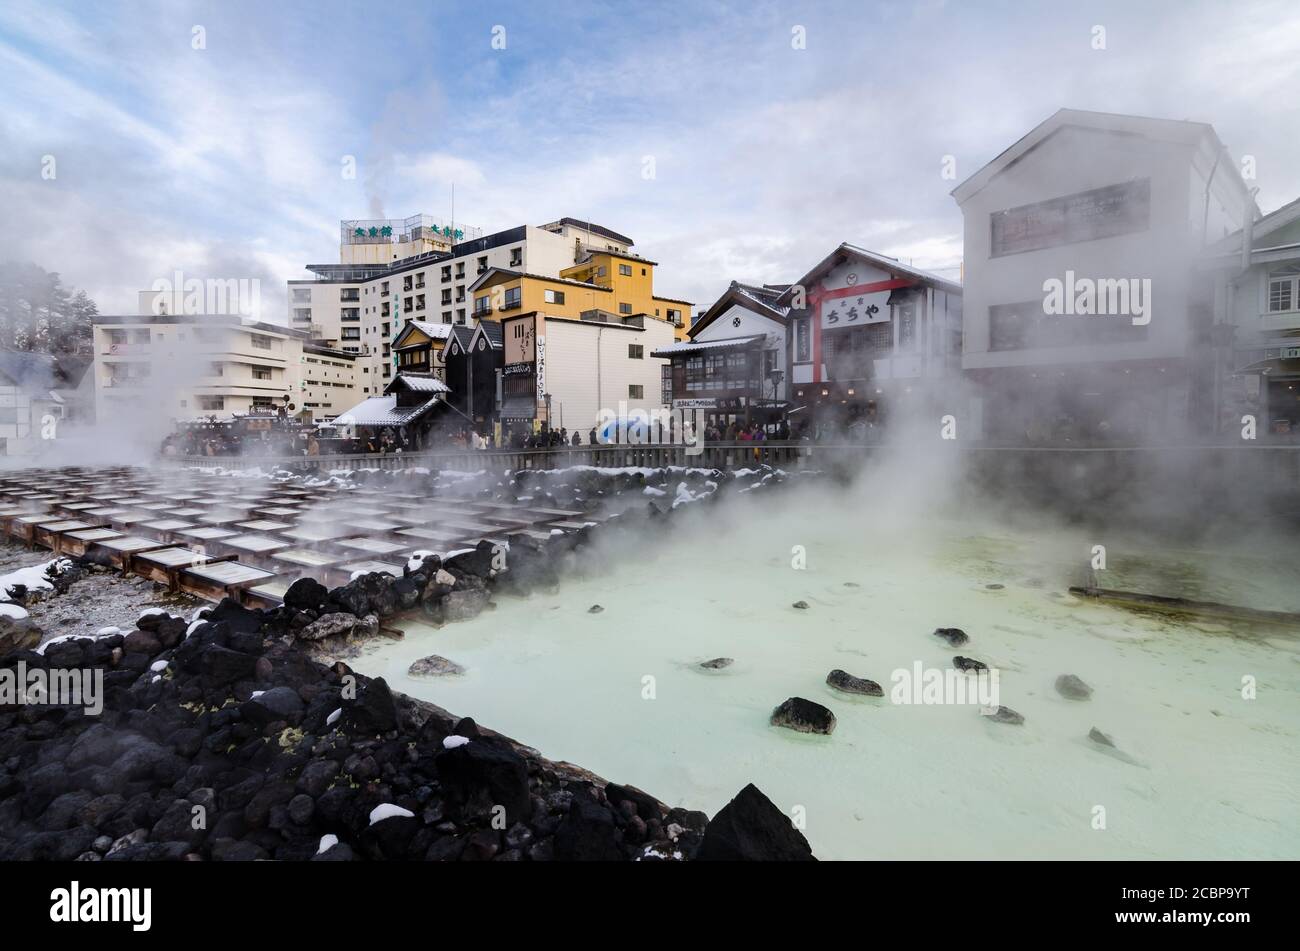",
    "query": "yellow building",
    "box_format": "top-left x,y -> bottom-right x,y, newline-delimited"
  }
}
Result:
559,251 -> 692,340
